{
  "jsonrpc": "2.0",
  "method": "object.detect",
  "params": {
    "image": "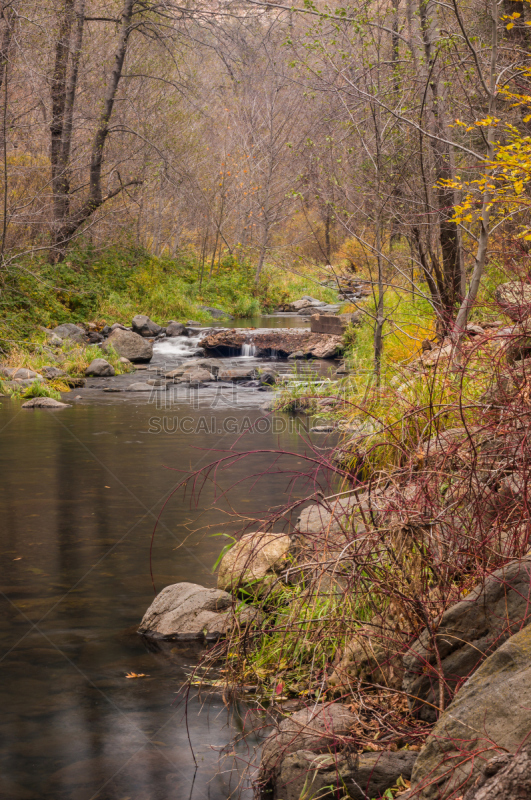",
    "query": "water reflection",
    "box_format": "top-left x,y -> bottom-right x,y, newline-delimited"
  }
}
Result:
0,399 -> 315,800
